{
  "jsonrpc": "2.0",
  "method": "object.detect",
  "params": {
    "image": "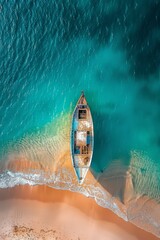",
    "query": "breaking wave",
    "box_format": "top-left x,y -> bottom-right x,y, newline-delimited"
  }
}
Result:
0,114 -> 160,237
